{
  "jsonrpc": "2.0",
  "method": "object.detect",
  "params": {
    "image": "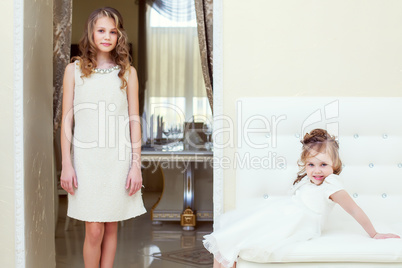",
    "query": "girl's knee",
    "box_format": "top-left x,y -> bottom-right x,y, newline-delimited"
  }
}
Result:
85,222 -> 104,244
